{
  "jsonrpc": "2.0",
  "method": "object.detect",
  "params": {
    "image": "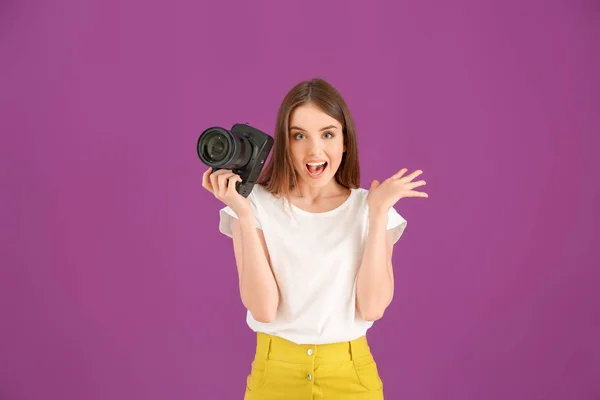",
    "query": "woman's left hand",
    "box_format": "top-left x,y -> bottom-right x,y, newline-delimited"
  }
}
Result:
367,168 -> 428,214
